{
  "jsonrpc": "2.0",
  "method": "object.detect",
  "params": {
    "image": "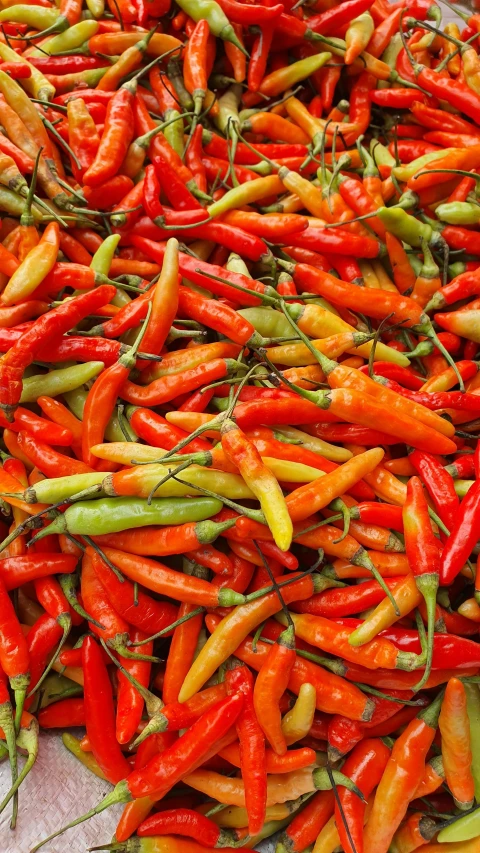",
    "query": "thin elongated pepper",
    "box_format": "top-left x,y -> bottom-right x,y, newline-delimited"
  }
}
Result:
363,692 -> 444,853
439,677 -> 475,810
